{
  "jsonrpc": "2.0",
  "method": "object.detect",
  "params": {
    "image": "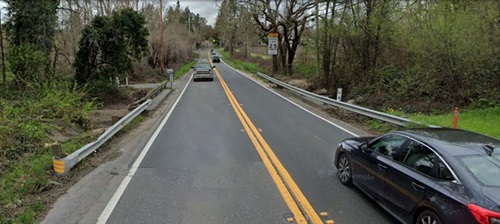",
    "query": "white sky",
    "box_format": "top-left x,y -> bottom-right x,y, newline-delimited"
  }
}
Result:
172,0 -> 220,26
